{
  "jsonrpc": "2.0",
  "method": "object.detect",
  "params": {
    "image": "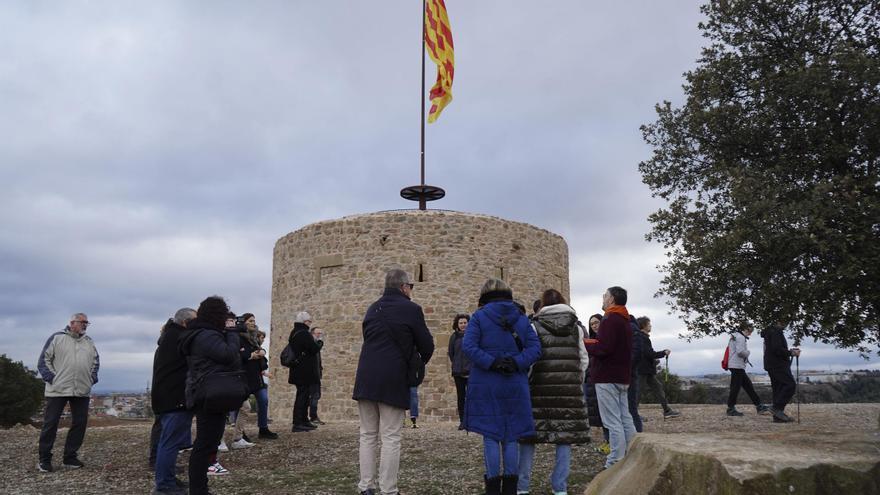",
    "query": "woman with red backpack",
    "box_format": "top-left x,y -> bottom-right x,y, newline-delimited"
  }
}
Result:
726,324 -> 771,417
